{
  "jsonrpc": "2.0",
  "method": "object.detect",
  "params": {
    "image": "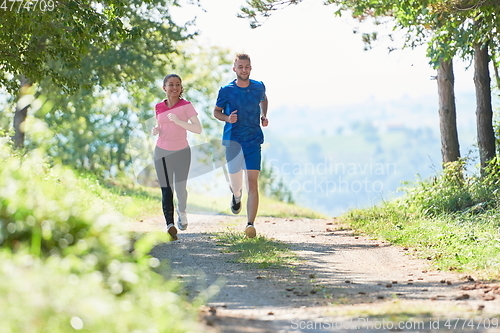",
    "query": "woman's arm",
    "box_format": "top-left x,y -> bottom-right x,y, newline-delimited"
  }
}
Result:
168,113 -> 202,134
